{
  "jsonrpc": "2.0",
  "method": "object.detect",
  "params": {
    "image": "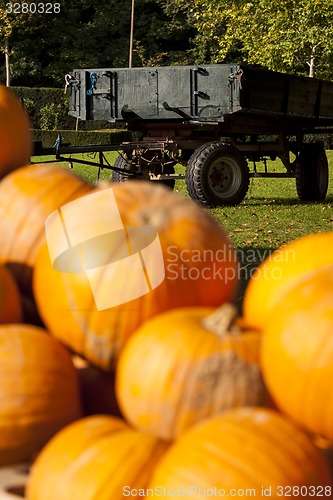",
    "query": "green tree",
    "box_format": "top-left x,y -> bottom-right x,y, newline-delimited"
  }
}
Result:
176,0 -> 333,78
0,0 -> 196,87
0,2 -> 35,85
135,0 -> 195,66
0,1 -> 58,86
0,5 -> 11,85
